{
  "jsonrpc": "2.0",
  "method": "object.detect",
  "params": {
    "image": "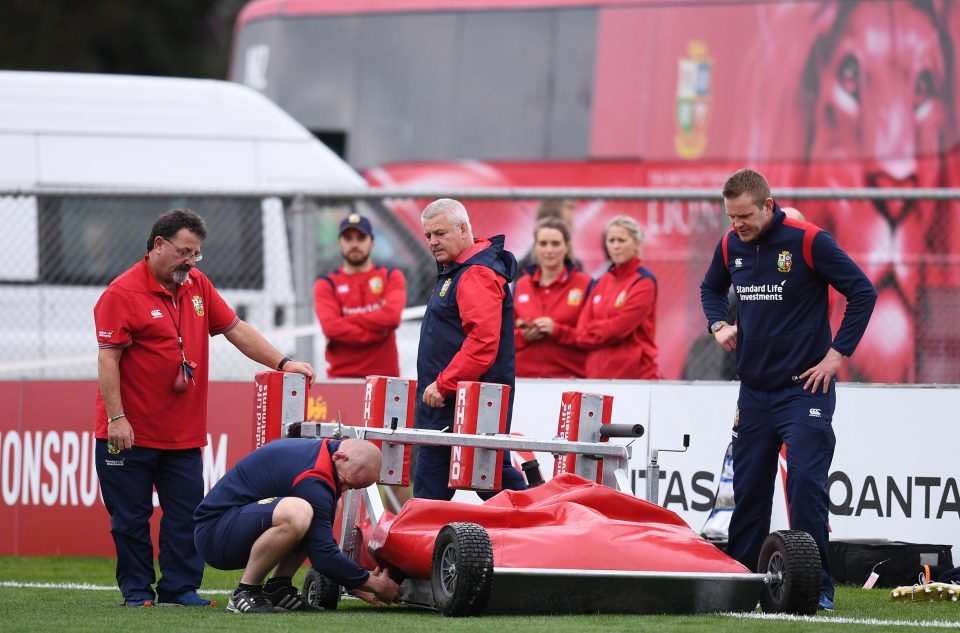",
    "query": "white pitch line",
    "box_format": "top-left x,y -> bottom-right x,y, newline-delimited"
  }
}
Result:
0,581 -> 232,595
722,611 -> 960,629
2,583 -> 955,624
